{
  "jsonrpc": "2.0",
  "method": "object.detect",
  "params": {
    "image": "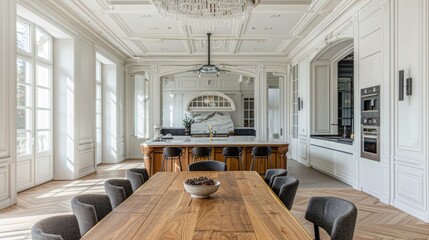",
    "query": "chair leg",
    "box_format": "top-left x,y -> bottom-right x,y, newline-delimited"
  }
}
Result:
161,155 -> 166,172
250,156 -> 255,171
313,224 -> 320,240
178,156 -> 182,172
